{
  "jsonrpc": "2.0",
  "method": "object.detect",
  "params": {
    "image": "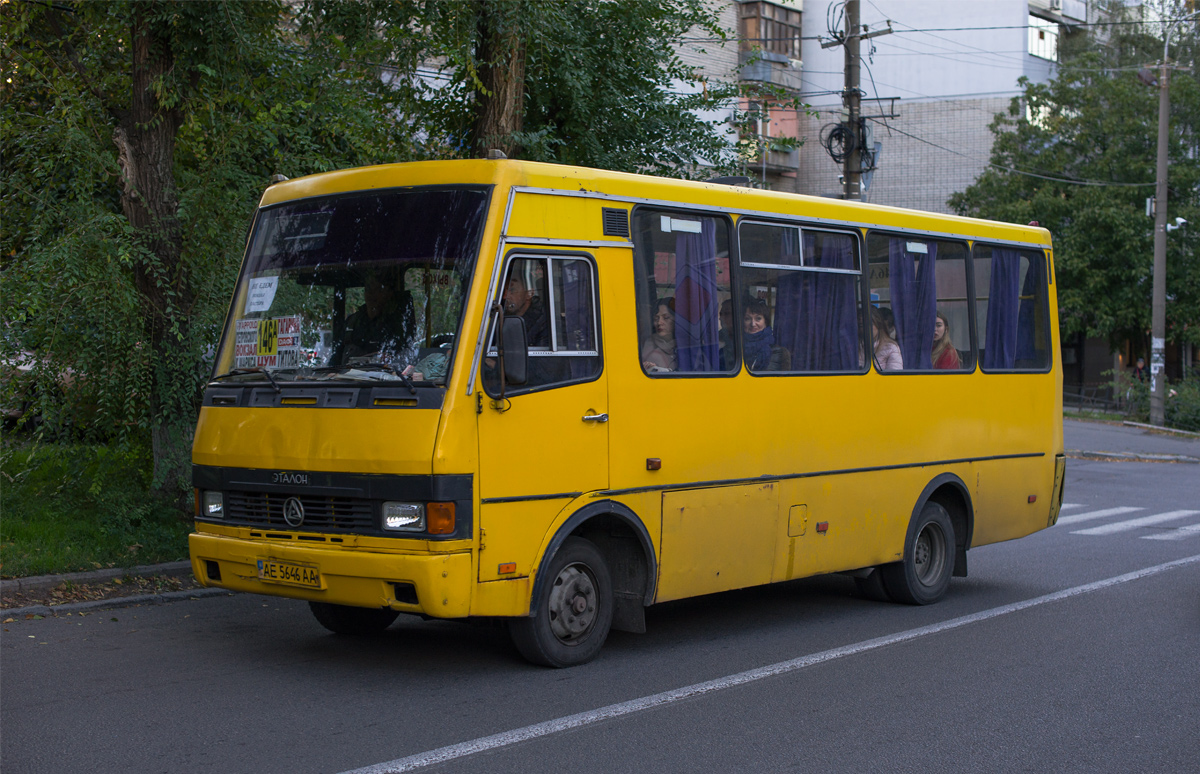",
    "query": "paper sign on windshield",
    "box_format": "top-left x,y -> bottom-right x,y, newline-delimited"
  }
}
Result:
235,315 -> 301,369
245,277 -> 279,314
